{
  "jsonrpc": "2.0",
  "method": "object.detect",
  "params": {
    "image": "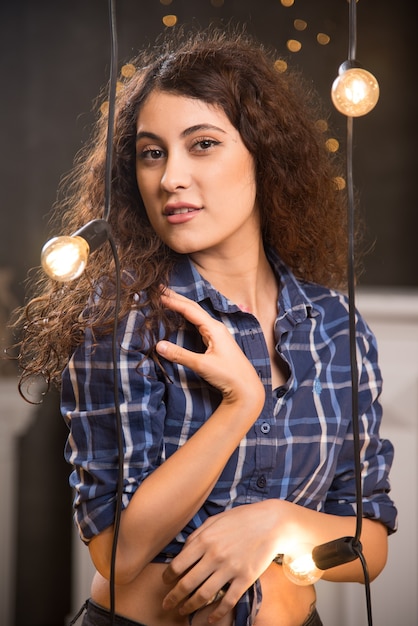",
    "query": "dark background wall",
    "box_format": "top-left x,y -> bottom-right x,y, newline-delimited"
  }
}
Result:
0,1 -> 415,625
0,0 -> 416,303
0,0 -> 418,297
